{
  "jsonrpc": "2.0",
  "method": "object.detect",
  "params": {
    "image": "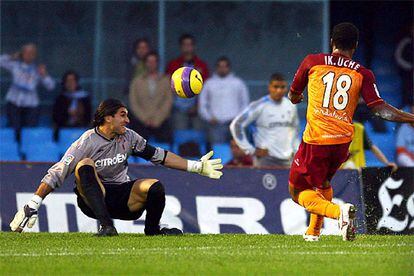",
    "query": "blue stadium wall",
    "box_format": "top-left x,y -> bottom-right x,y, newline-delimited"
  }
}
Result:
2,163 -> 412,235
